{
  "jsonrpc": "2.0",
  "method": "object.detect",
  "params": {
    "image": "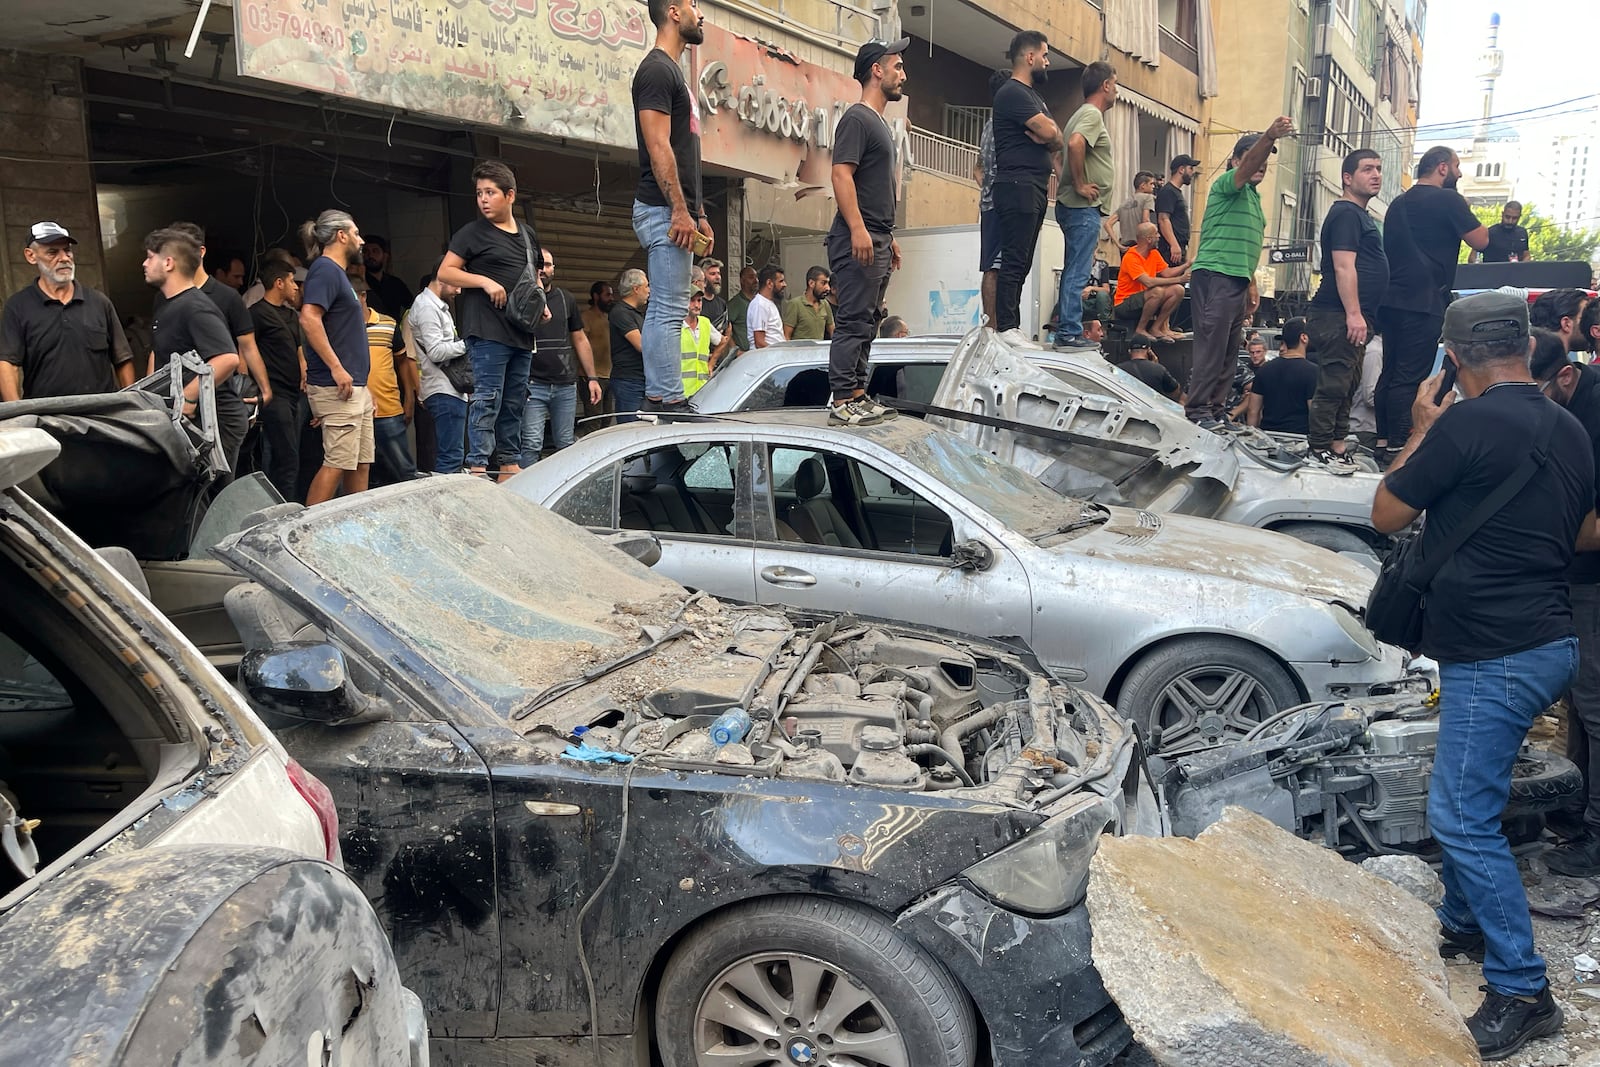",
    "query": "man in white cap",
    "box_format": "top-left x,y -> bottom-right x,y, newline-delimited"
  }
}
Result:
1,221 -> 134,401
